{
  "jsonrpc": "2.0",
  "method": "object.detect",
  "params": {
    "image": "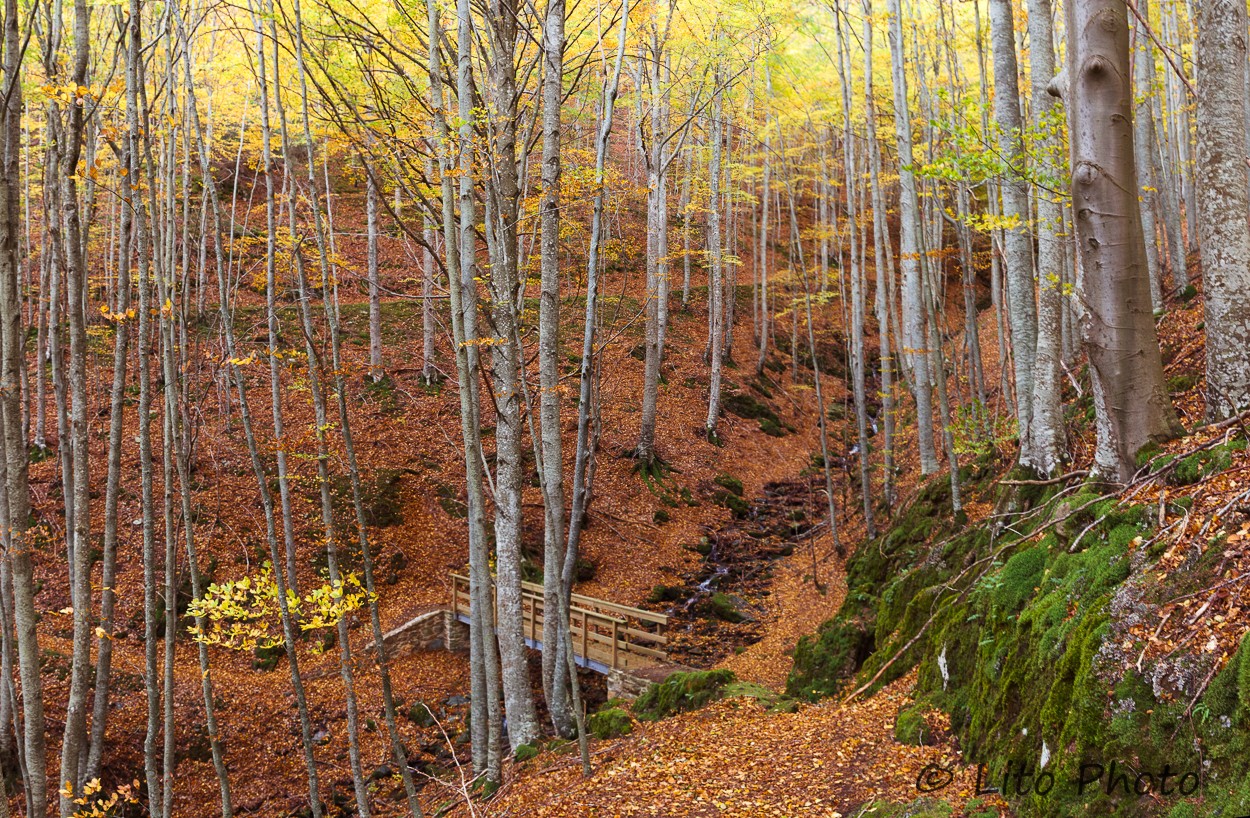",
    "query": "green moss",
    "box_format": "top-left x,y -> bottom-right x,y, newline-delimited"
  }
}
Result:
711,476 -> 750,517
252,643 -> 283,672
856,801 -> 952,818
1180,283 -> 1198,301
513,742 -> 540,762
632,669 -> 737,721
647,584 -> 685,604
363,373 -> 402,412
893,704 -> 931,746
723,392 -> 777,422
1168,438 -> 1244,486
713,473 -> 744,496
405,702 -> 436,727
759,417 -> 786,437
705,592 -> 746,623
434,481 -> 467,519
722,681 -> 798,713
1135,440 -> 1163,468
989,544 -> 1047,617
586,707 -> 633,740
1167,374 -> 1197,394
786,616 -> 874,700
721,392 -> 789,435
